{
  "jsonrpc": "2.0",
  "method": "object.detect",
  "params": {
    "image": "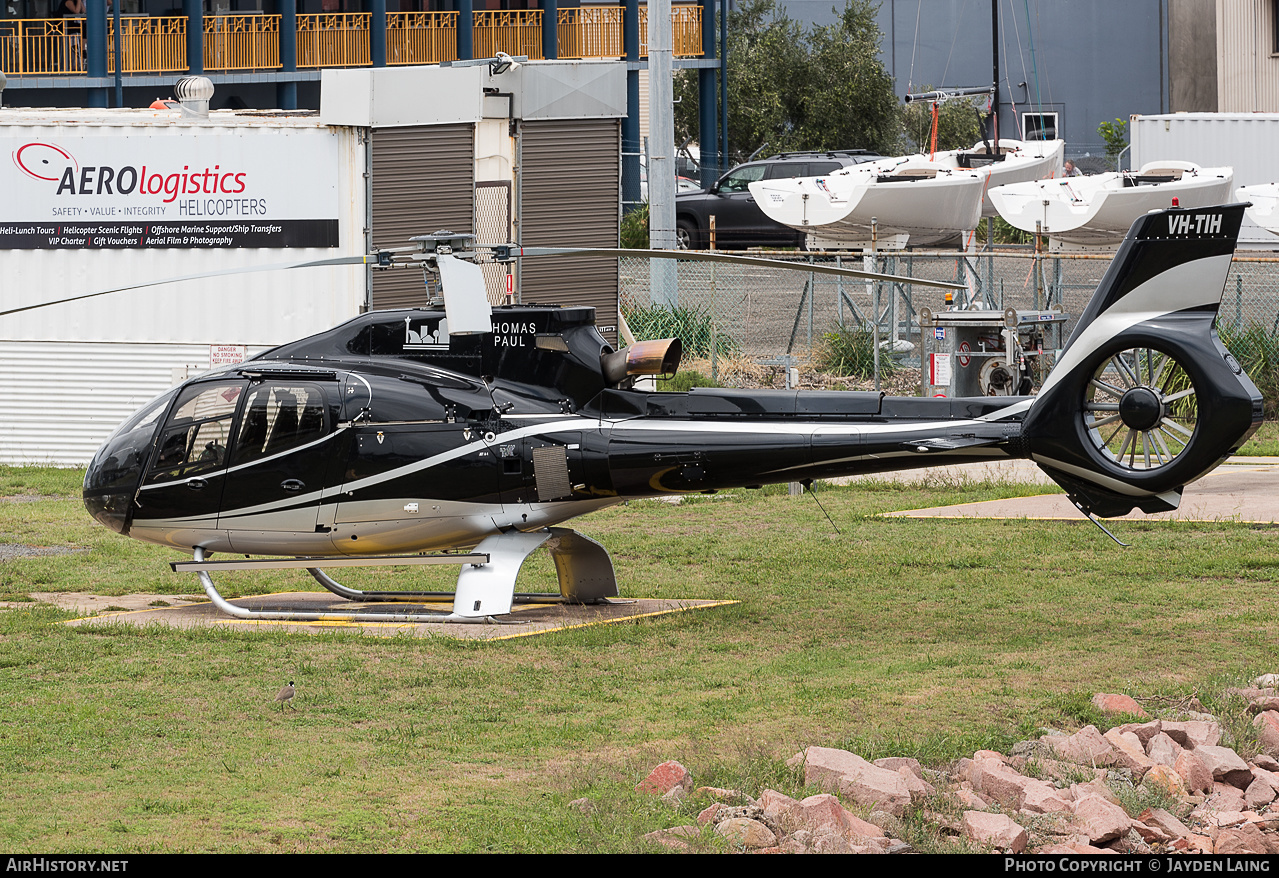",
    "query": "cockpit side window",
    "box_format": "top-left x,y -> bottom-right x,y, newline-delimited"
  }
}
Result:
145,382 -> 245,483
231,383 -> 328,466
